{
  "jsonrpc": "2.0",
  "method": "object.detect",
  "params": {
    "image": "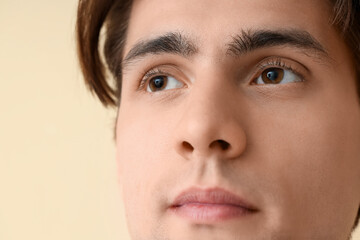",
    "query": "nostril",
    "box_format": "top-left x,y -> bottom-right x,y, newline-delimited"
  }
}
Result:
217,140 -> 230,150
210,139 -> 230,150
182,141 -> 194,152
